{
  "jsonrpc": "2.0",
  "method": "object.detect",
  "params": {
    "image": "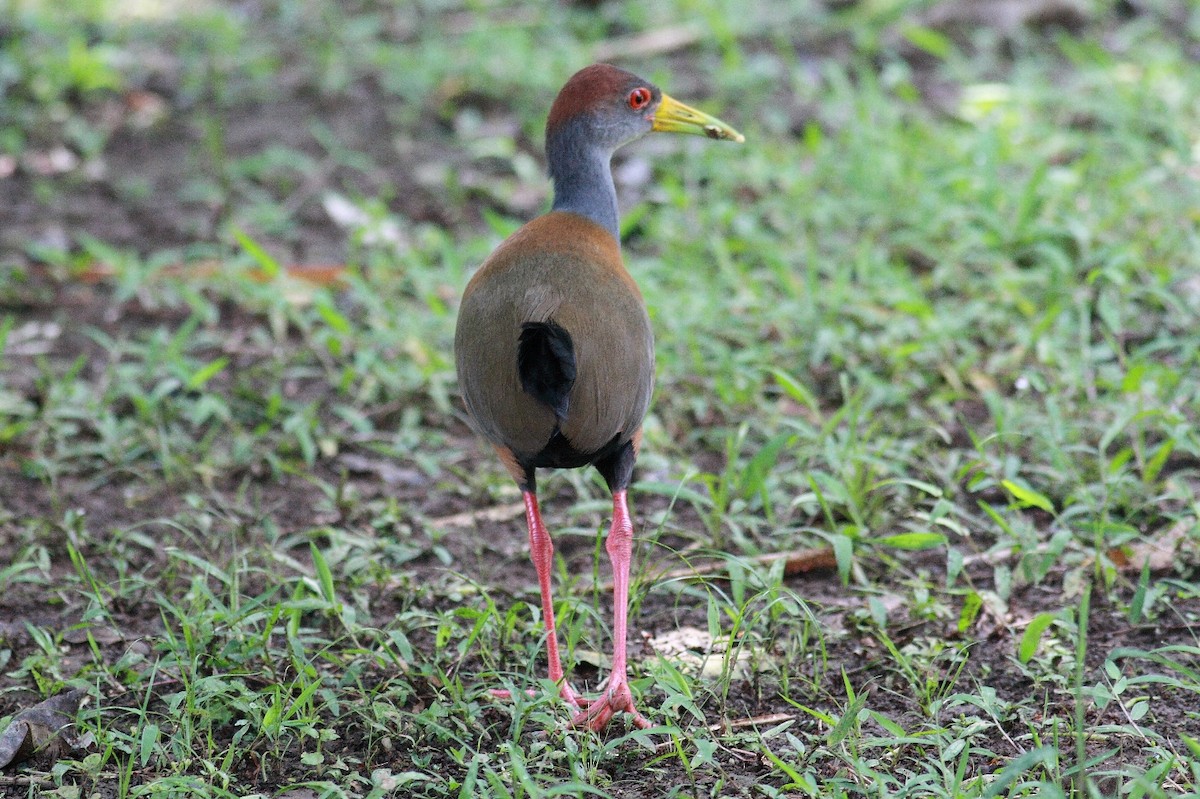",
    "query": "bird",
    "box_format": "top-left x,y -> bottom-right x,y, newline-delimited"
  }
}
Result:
454,63 -> 743,731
